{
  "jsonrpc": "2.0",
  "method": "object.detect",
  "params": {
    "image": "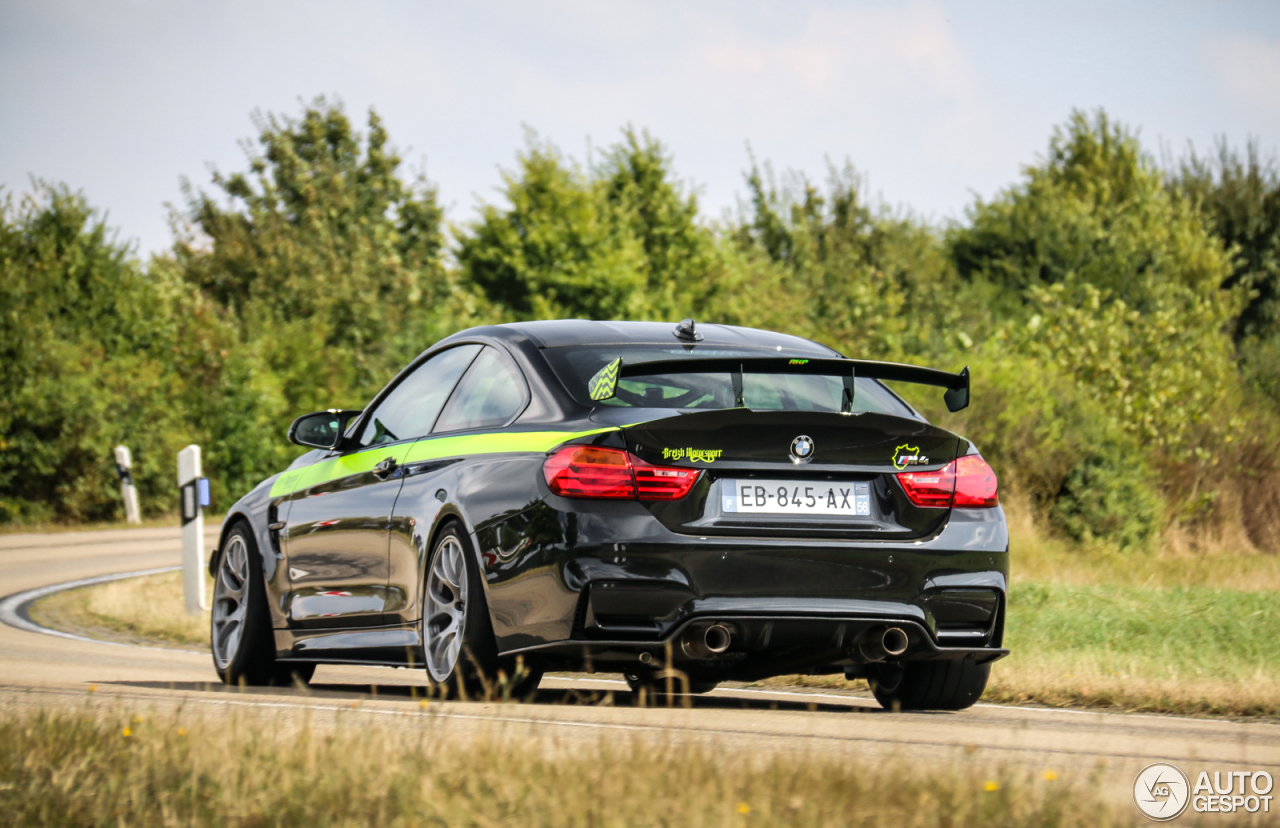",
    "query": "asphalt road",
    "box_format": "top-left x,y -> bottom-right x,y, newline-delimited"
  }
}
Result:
2,525 -> 1277,807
